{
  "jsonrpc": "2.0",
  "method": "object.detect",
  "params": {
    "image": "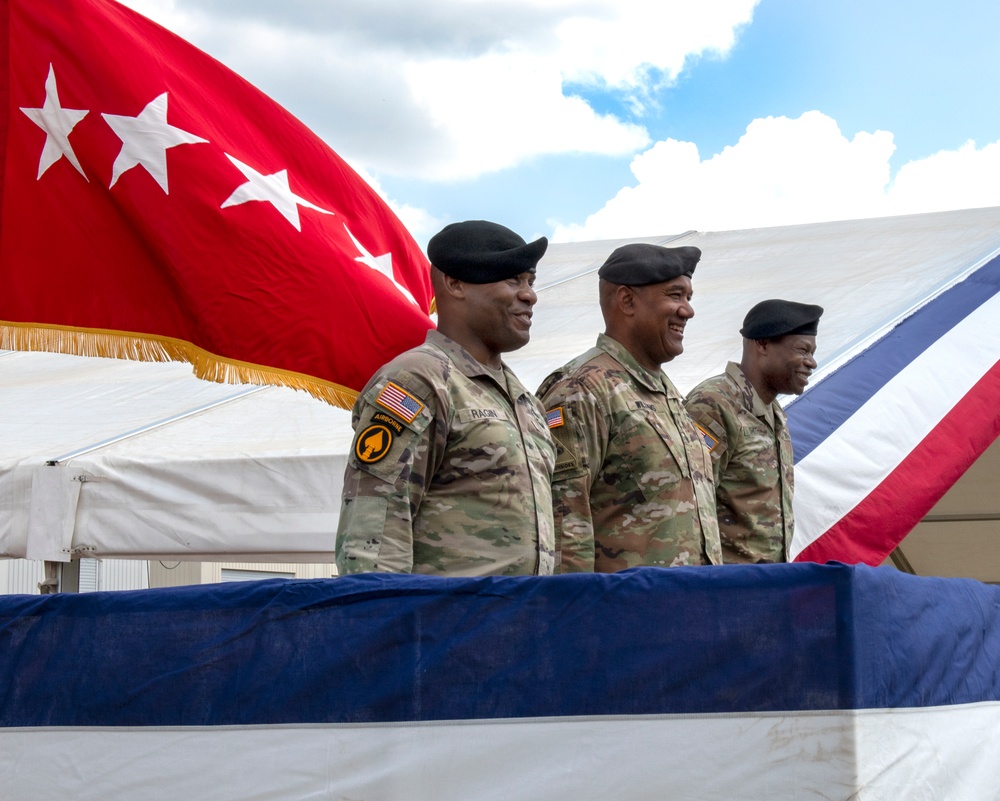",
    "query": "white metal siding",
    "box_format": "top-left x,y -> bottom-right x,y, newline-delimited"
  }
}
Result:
78,559 -> 99,592
0,559 -> 45,595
